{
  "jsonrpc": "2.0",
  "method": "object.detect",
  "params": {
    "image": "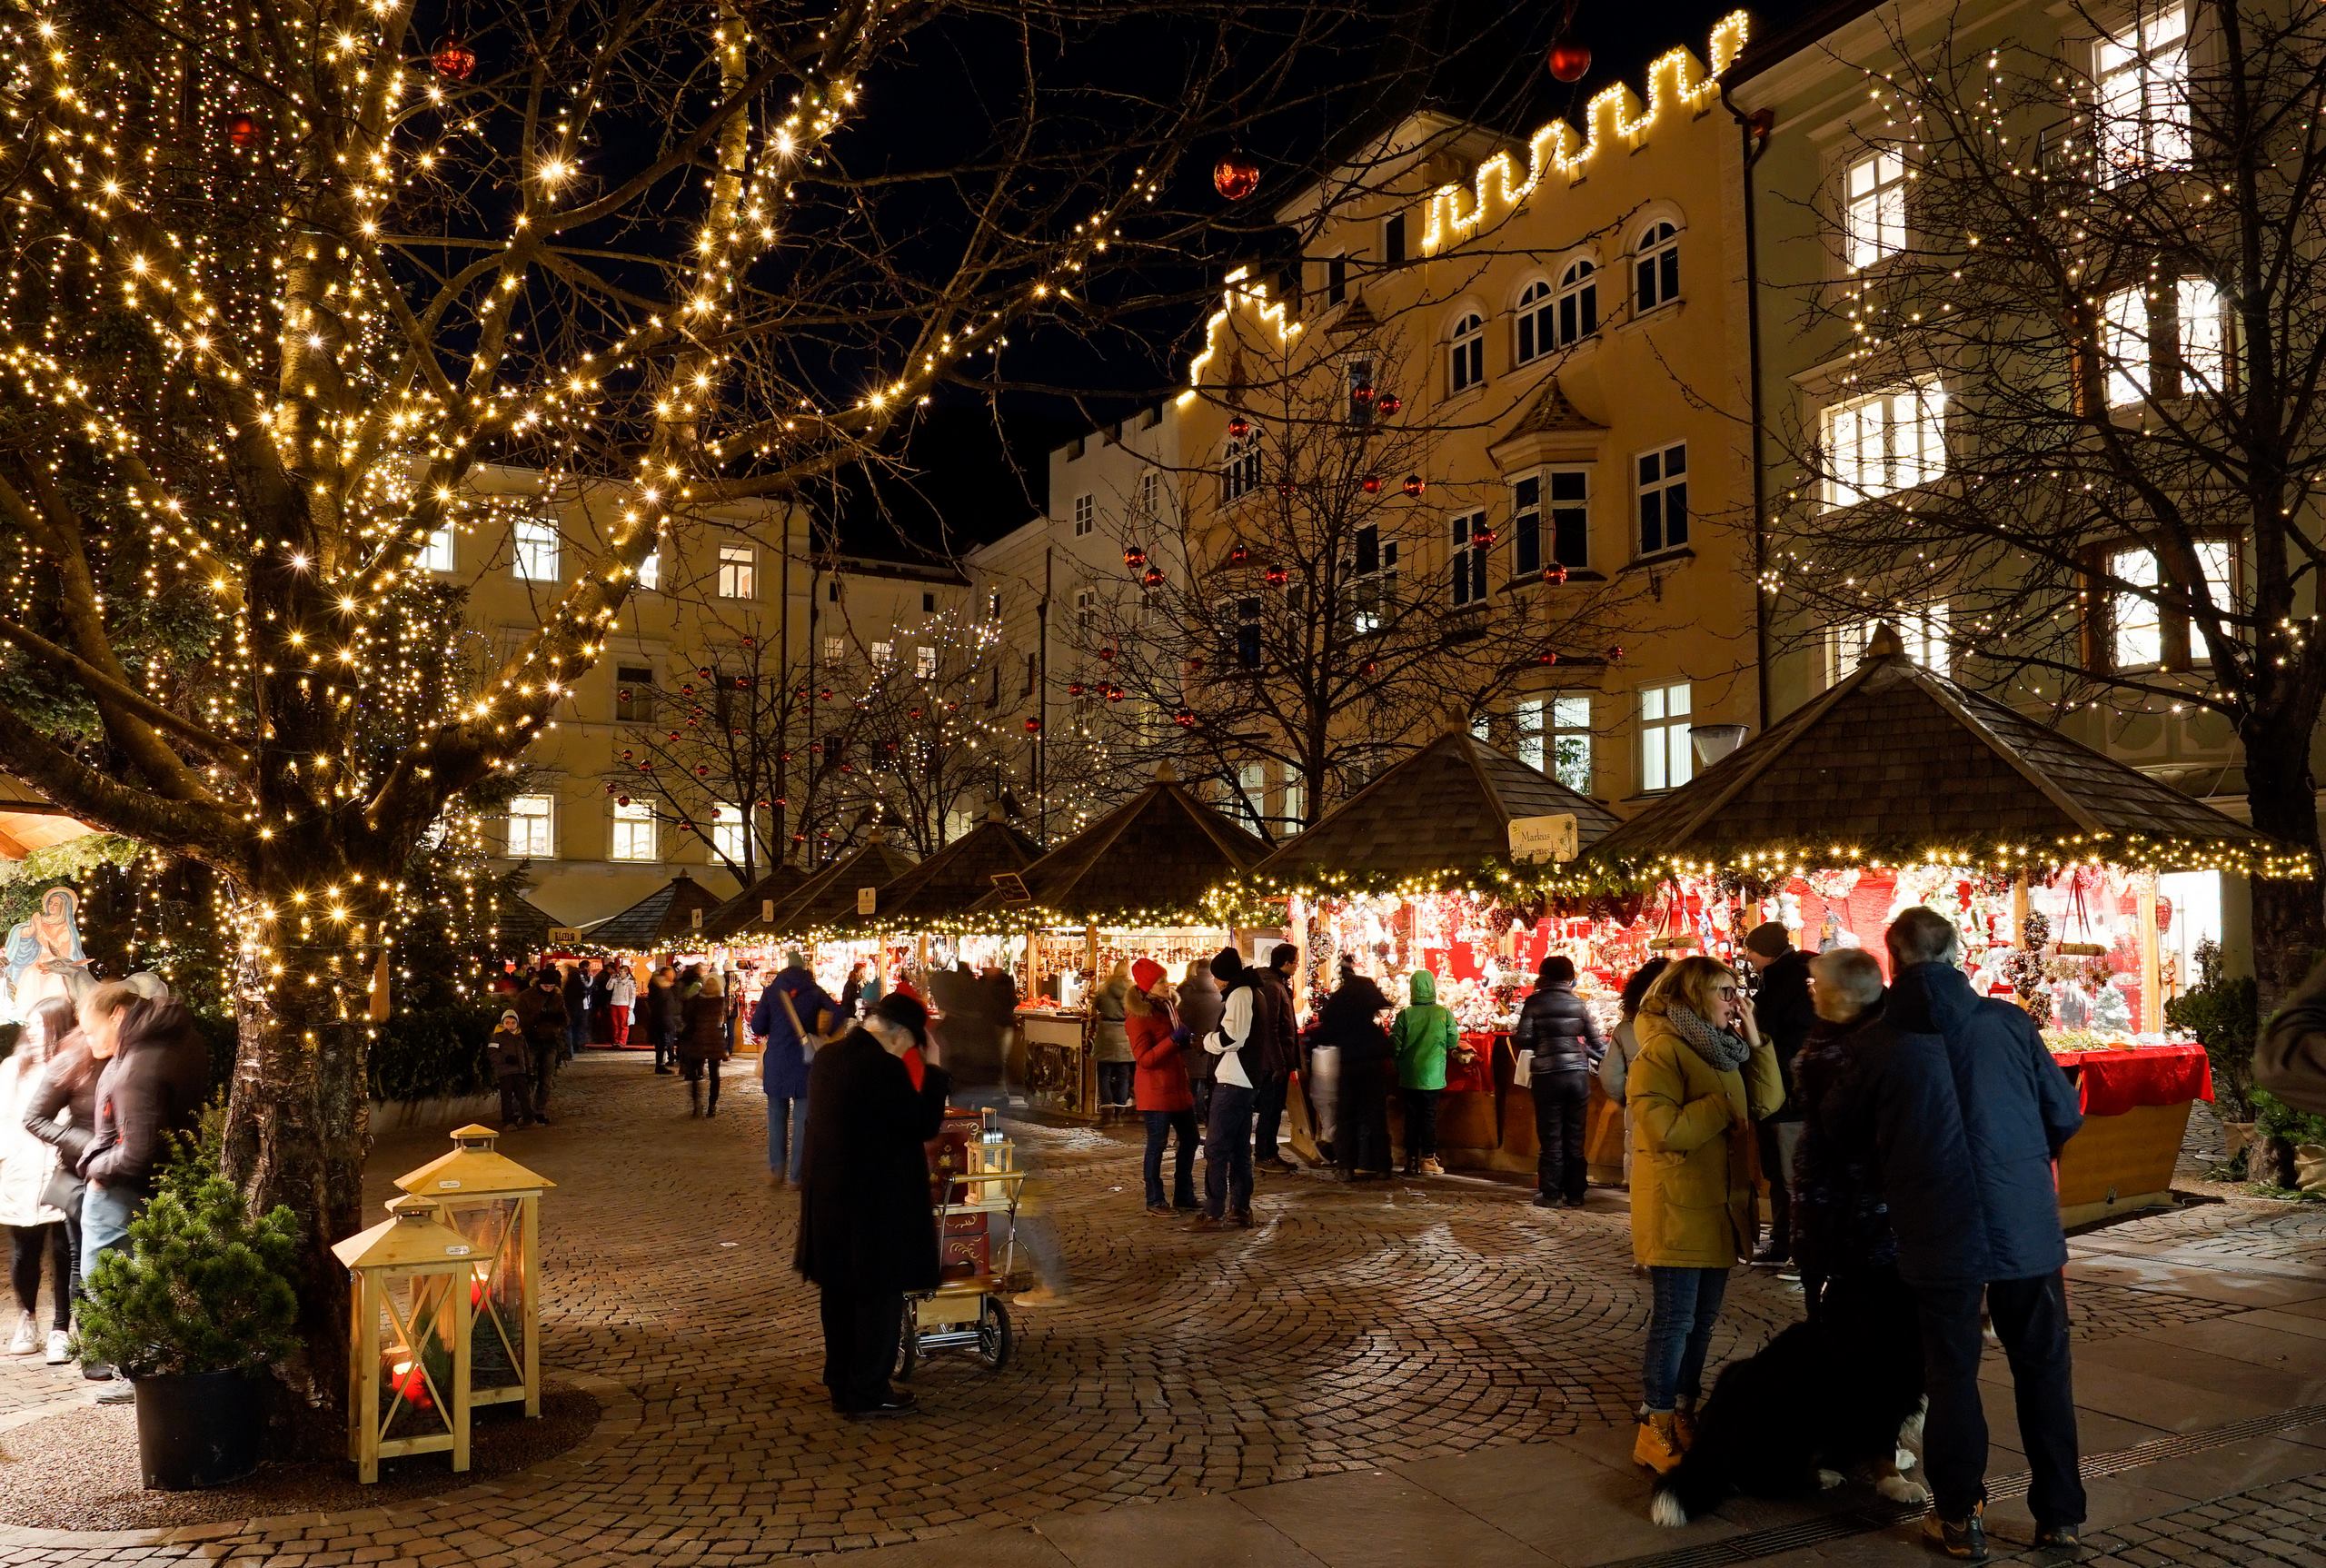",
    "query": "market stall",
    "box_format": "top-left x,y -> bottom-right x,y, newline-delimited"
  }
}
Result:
967,765 -> 1268,1120
1565,625 -> 2307,1221
766,829 -> 920,997
1228,728 -> 1625,1175
572,873 -> 730,1047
